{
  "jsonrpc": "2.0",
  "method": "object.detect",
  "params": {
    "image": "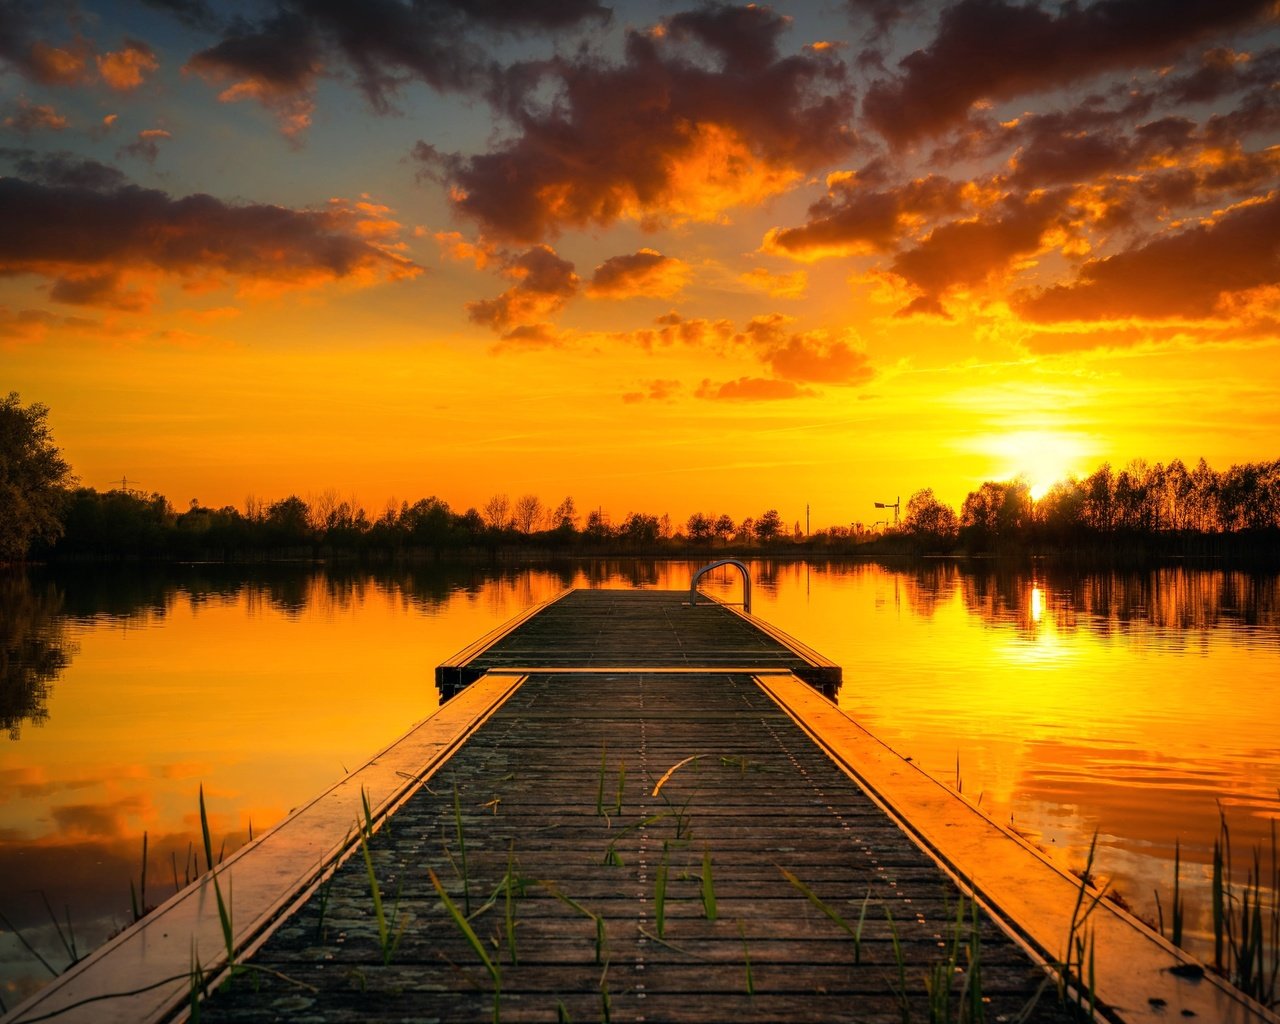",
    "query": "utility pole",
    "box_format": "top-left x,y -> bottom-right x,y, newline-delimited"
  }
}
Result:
806,503 -> 810,536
